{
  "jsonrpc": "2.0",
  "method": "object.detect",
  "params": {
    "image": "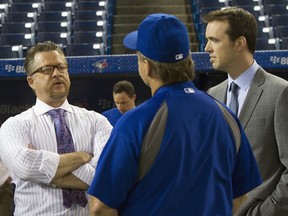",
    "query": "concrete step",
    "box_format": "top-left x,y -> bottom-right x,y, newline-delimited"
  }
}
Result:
113,14 -> 194,25
116,0 -> 185,6
112,32 -> 198,45
112,23 -> 196,34
111,42 -> 199,55
115,5 -> 191,15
